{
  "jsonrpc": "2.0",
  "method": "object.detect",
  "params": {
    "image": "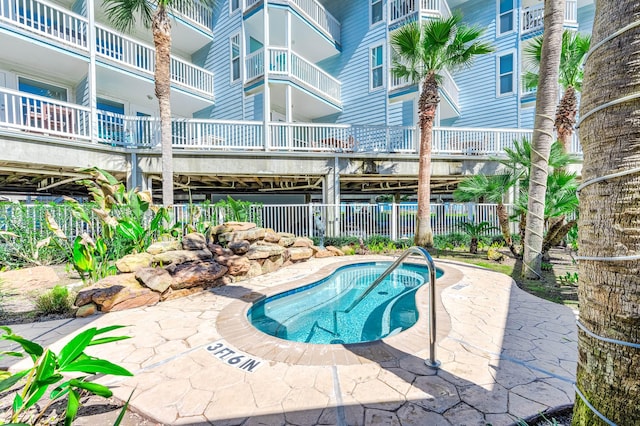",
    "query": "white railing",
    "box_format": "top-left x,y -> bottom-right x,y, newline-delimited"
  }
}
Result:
245,0 -> 261,9
389,0 -> 450,24
0,0 -> 88,48
0,87 -> 91,139
440,69 -> 460,109
171,119 -> 264,149
288,0 -> 341,44
95,25 -> 214,97
248,48 -> 341,104
521,1 -> 578,34
171,0 -> 213,31
432,127 -> 533,155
